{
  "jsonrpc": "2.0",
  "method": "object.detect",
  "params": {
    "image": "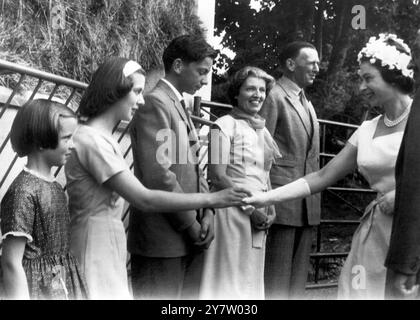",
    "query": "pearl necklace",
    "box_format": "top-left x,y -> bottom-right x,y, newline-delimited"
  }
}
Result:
383,105 -> 411,127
